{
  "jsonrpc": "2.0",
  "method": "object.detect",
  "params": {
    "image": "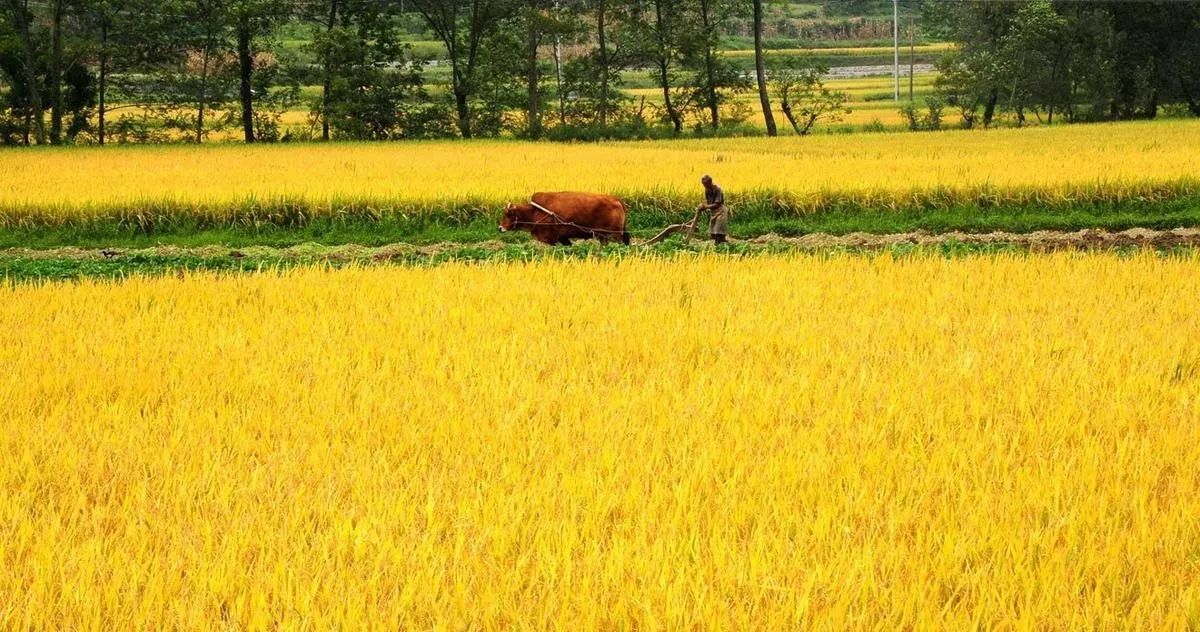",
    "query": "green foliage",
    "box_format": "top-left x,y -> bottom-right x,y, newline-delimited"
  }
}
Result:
407,0 -> 517,138
862,118 -> 887,133
310,6 -> 434,141
0,0 -> 99,145
931,0 -> 1200,125
767,58 -> 850,135
820,0 -> 895,18
900,97 -> 942,131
